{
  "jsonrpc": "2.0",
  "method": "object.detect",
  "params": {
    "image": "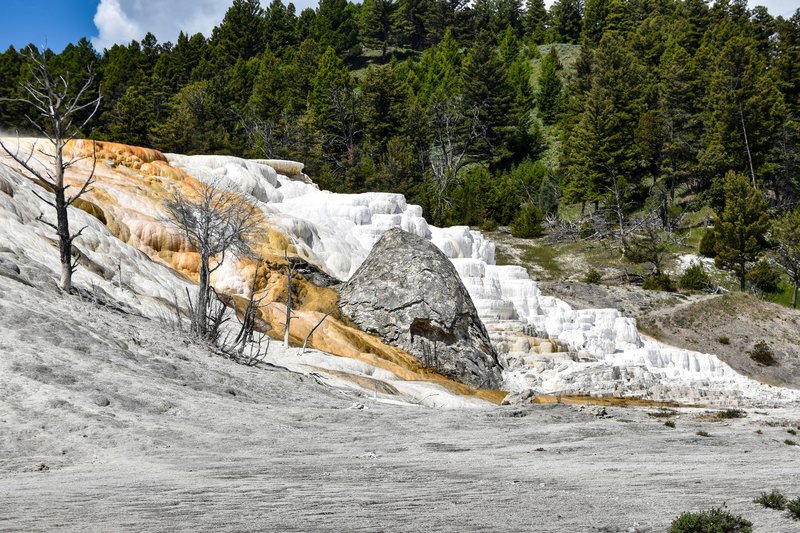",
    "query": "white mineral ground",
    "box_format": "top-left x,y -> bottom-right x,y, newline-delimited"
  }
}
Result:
1,275 -> 799,532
